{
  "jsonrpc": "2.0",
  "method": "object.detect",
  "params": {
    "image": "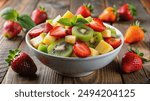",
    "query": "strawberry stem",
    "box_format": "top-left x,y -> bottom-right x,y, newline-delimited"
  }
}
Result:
128,4 -> 137,17
39,6 -> 46,12
5,49 -> 21,65
84,3 -> 94,13
128,47 -> 150,63
133,20 -> 147,32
